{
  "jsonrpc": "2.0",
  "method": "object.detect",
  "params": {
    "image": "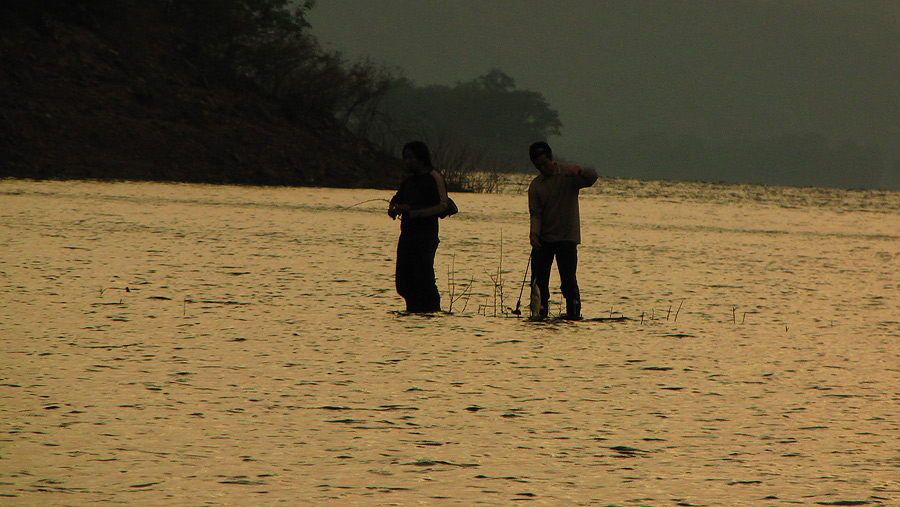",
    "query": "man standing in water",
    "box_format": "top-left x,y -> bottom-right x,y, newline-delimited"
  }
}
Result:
388,141 -> 449,313
527,141 -> 598,320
